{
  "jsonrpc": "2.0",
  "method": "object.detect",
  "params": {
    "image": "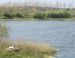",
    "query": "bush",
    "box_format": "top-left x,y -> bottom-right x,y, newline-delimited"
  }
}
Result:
2,12 -> 13,19
46,11 -> 71,18
15,13 -> 23,18
2,12 -> 24,19
62,11 -> 71,18
33,11 -> 45,19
